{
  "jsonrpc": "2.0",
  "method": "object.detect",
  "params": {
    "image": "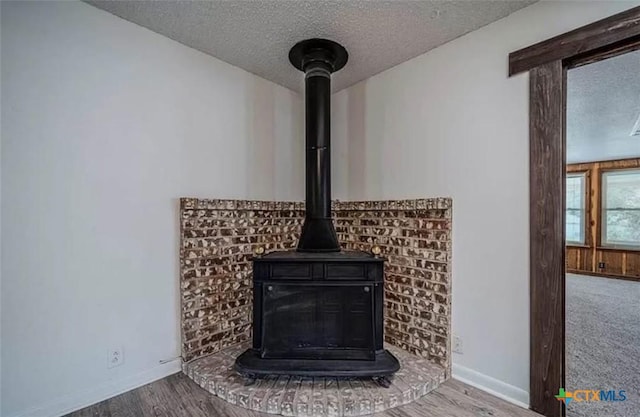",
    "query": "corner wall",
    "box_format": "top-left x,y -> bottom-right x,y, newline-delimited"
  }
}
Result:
331,0 -> 640,406
179,198 -> 452,374
0,2 -> 302,416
